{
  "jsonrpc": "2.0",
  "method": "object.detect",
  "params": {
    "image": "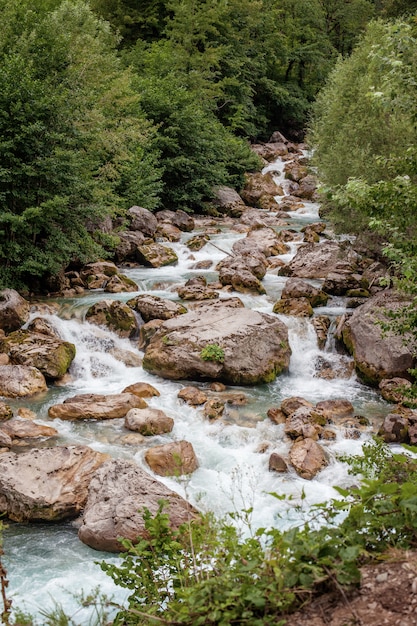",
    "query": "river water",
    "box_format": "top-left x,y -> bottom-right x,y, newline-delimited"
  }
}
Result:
3,155 -> 392,622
